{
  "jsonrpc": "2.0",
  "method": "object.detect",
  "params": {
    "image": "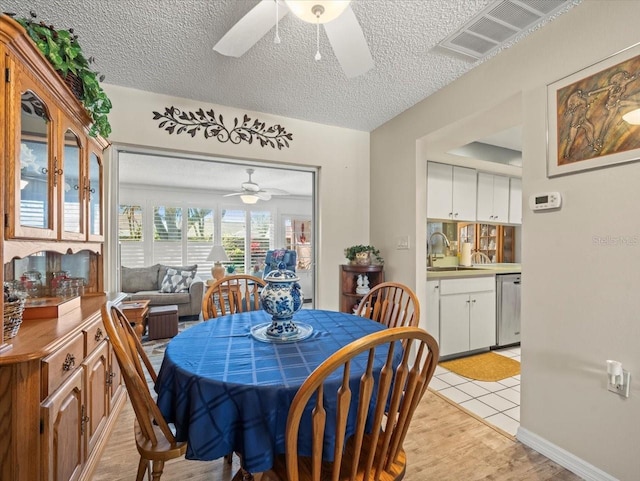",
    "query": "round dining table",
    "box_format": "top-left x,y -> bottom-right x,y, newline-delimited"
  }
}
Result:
154,308 -> 390,473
